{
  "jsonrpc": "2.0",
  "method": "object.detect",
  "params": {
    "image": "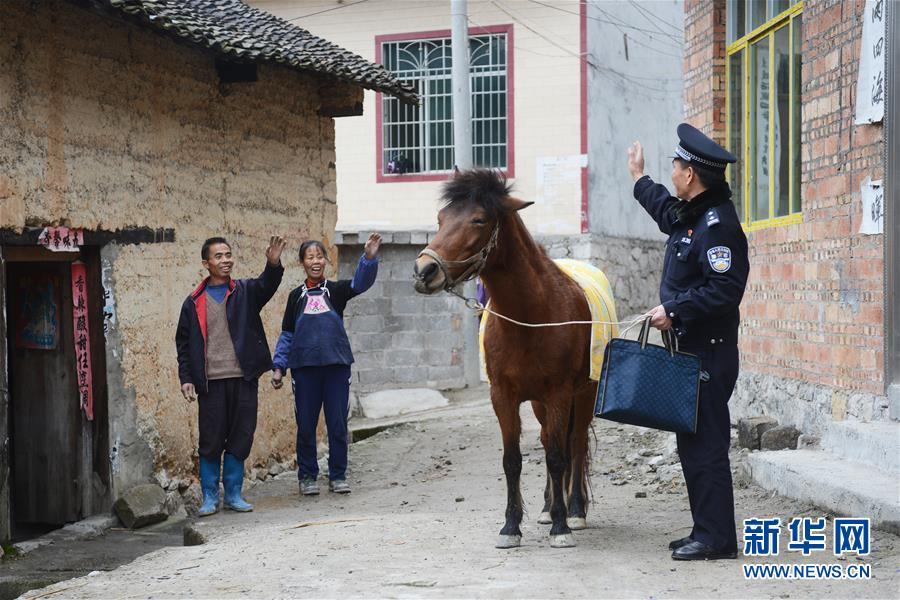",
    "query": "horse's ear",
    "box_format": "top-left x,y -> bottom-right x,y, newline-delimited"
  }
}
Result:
501,196 -> 534,212
451,165 -> 461,179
